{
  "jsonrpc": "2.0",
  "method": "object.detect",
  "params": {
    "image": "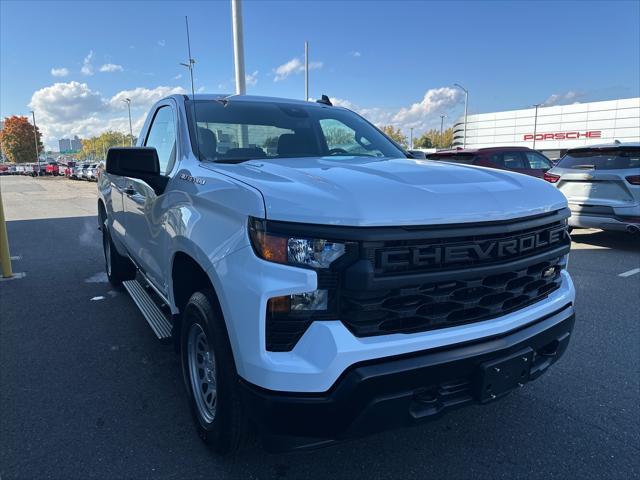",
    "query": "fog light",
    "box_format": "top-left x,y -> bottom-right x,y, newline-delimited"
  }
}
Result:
291,289 -> 328,311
